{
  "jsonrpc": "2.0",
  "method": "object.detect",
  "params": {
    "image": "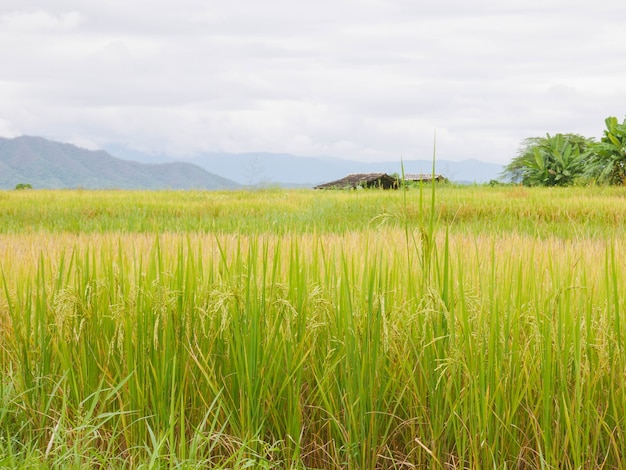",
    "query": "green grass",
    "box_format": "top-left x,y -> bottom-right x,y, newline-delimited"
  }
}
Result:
2,186 -> 626,237
1,187 -> 626,468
